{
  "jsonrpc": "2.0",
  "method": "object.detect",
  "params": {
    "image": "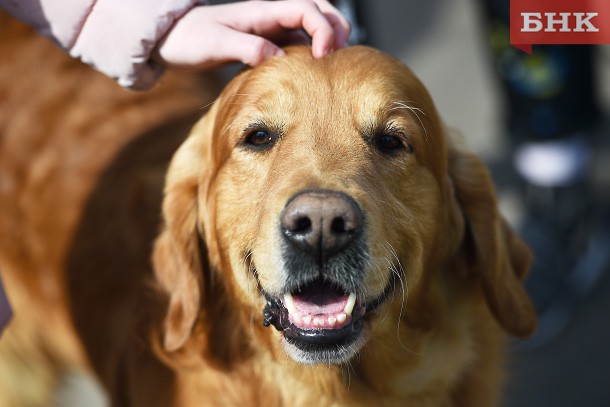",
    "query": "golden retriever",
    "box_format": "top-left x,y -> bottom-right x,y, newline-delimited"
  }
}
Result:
0,14 -> 220,406
150,46 -> 536,405
0,13 -> 536,407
